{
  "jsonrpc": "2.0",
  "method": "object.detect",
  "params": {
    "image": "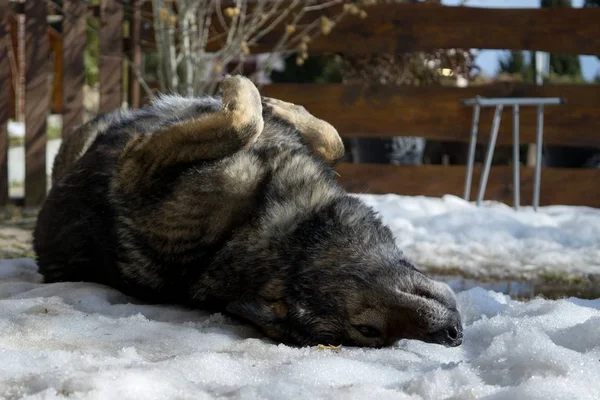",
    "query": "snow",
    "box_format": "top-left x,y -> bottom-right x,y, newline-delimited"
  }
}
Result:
1,187 -> 600,398
7,139 -> 61,187
6,116 -> 62,140
0,258 -> 599,399
7,121 -> 25,138
356,194 -> 600,282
